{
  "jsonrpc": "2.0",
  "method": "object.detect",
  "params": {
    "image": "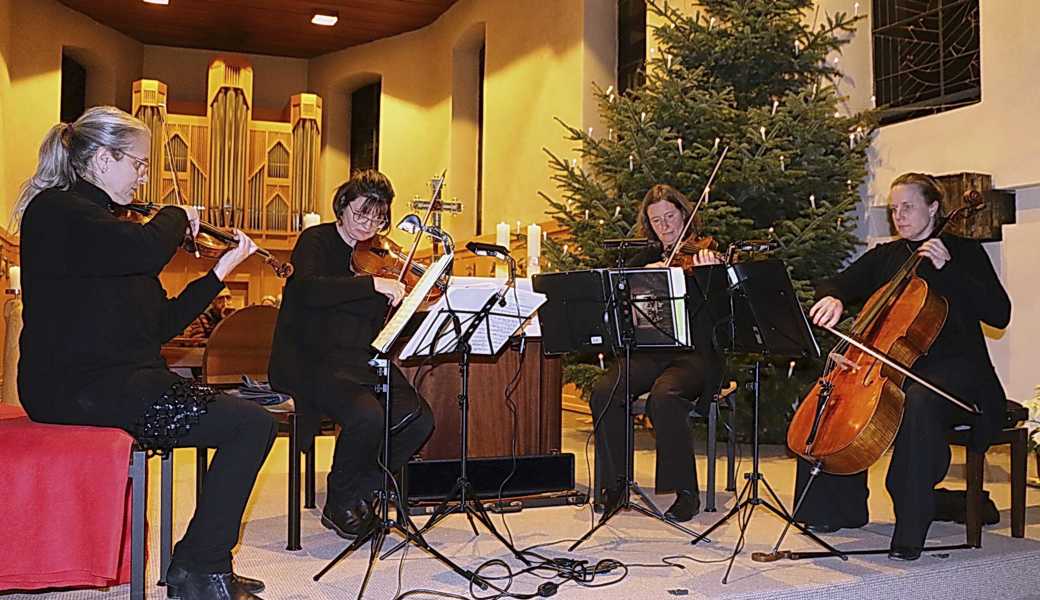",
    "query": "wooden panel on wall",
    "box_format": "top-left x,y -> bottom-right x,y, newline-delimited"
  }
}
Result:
935,172 -> 1016,242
